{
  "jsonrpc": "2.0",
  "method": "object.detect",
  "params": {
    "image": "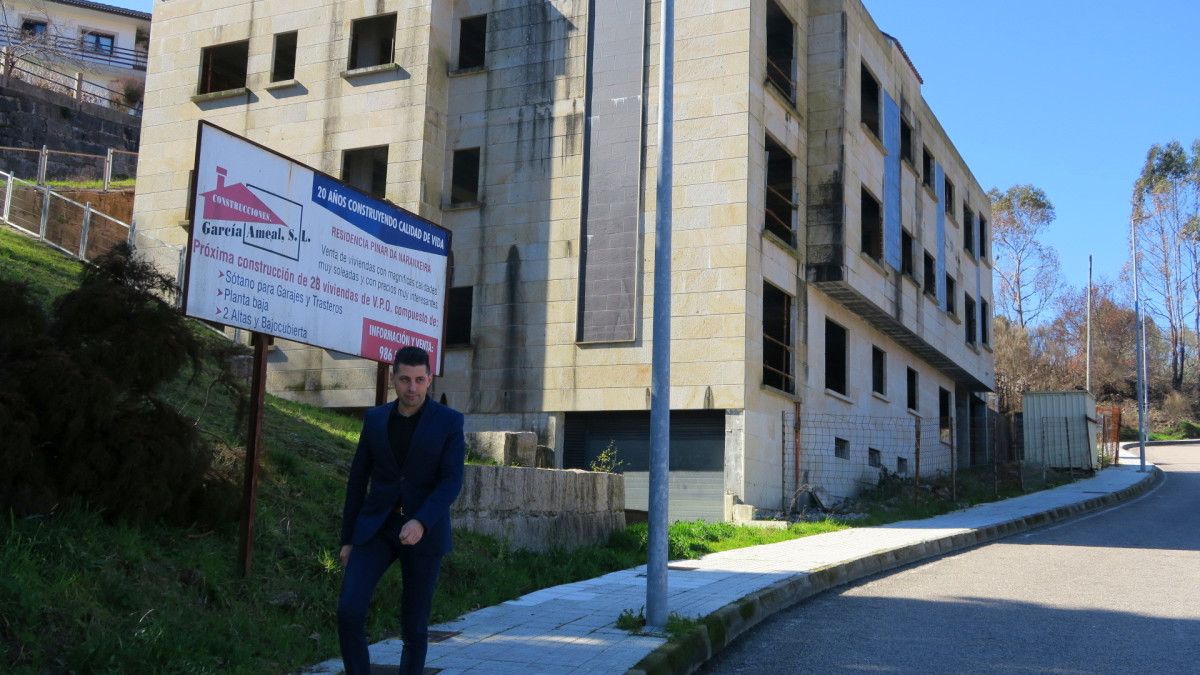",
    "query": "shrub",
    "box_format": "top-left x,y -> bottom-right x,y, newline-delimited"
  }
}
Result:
0,246 -> 237,525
